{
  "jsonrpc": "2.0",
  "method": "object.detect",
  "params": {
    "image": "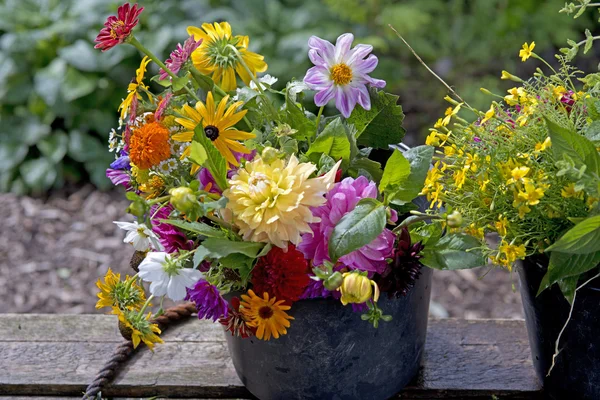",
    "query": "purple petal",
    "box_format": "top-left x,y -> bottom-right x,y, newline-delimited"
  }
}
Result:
334,33 -> 354,63
353,54 -> 379,74
314,85 -> 336,107
304,66 -> 331,89
308,49 -> 327,67
335,86 -> 358,118
346,44 -> 374,65
110,155 -> 130,170
353,83 -> 371,110
308,36 -> 335,65
366,76 -> 386,89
